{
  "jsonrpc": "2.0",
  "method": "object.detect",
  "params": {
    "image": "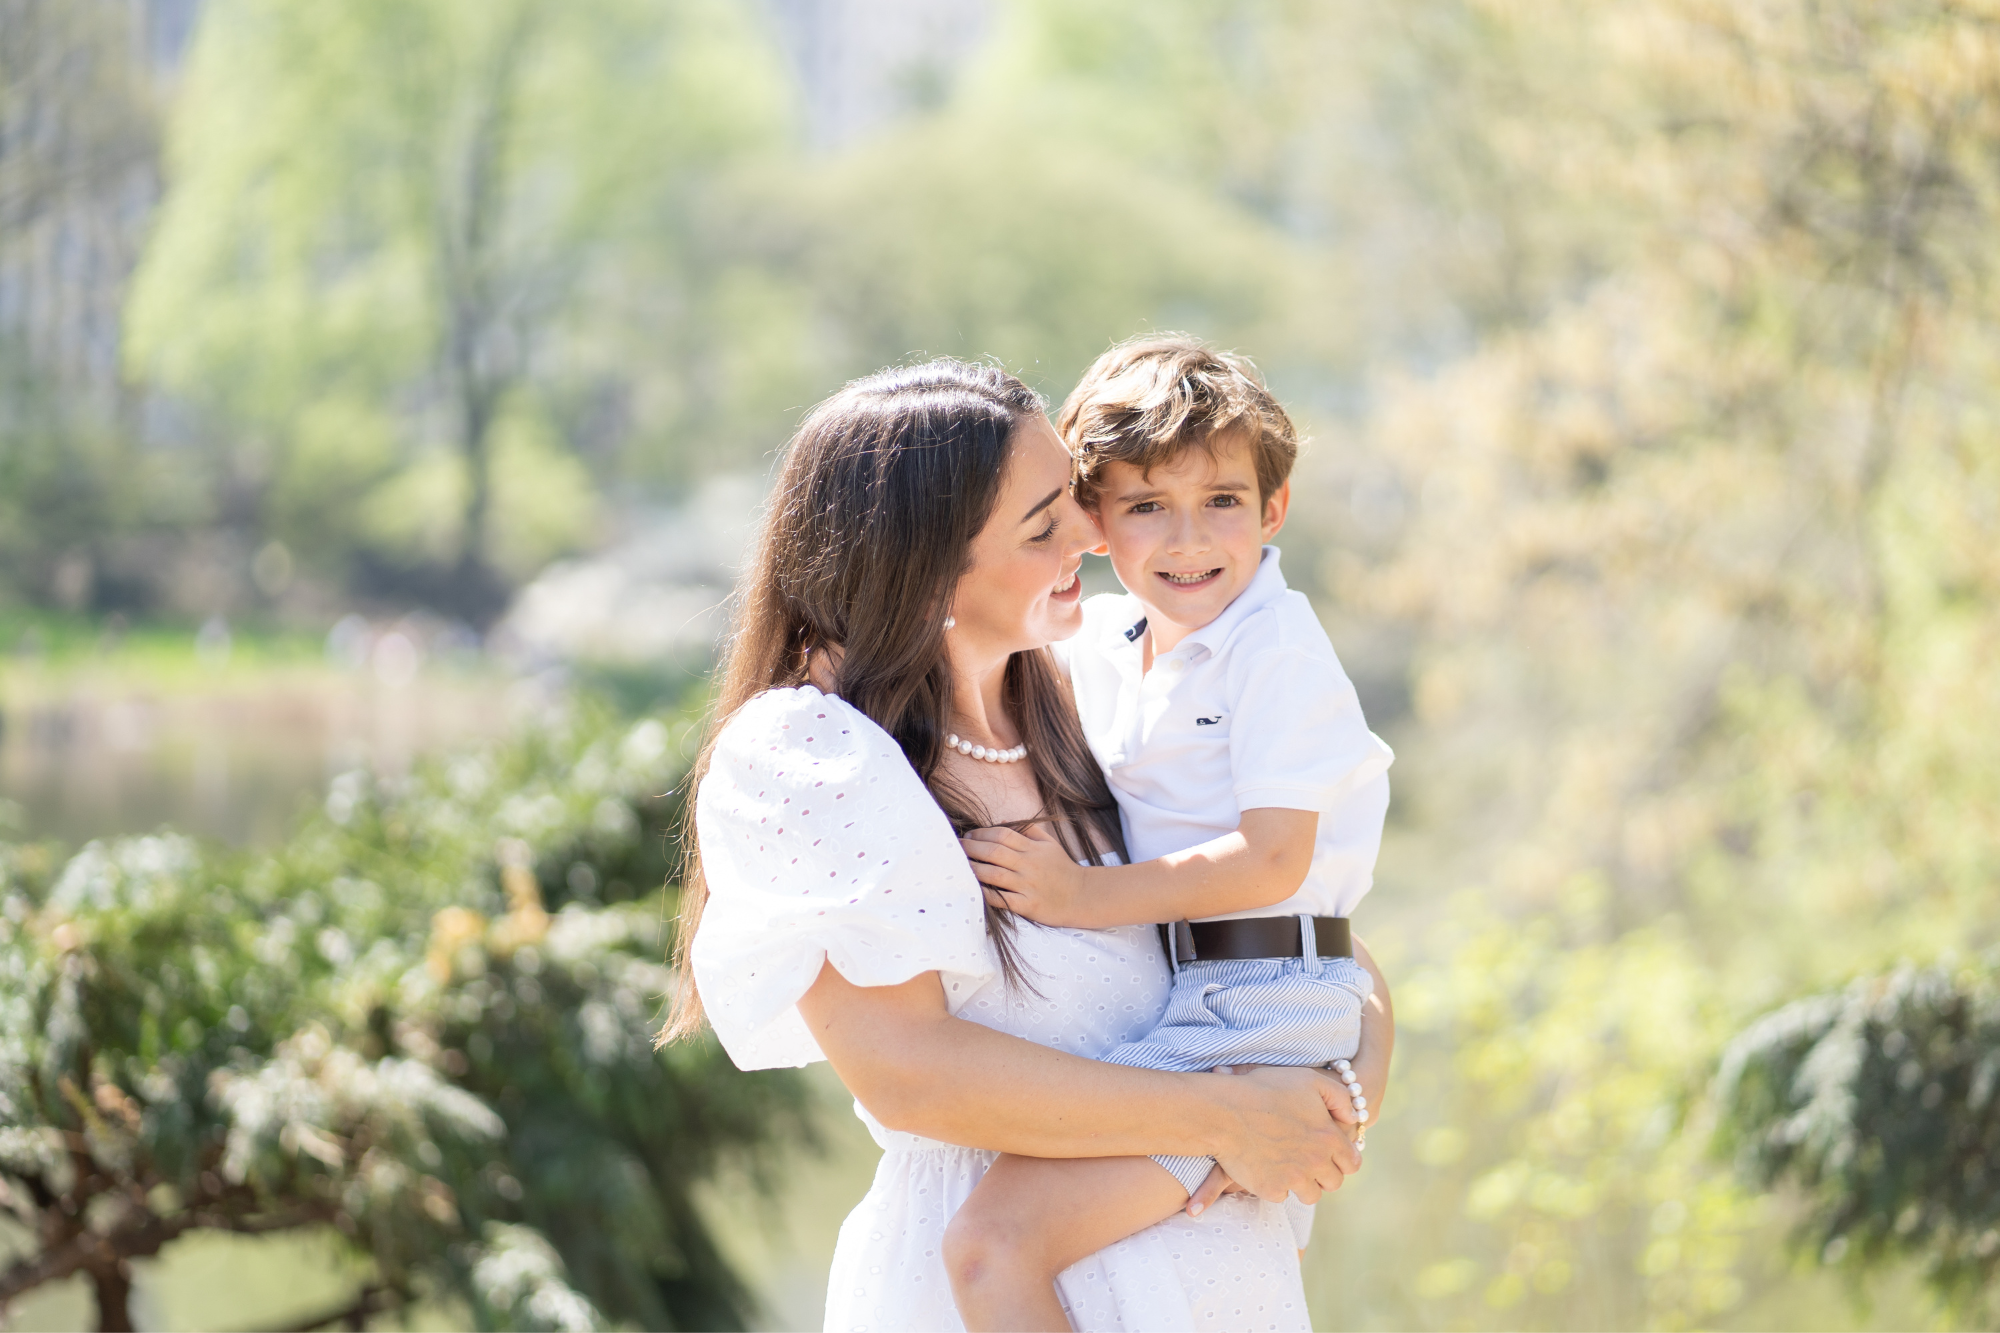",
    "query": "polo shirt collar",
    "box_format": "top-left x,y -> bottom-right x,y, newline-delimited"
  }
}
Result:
1177,545 -> 1287,660
1100,546 -> 1289,662
1104,599 -> 1150,655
